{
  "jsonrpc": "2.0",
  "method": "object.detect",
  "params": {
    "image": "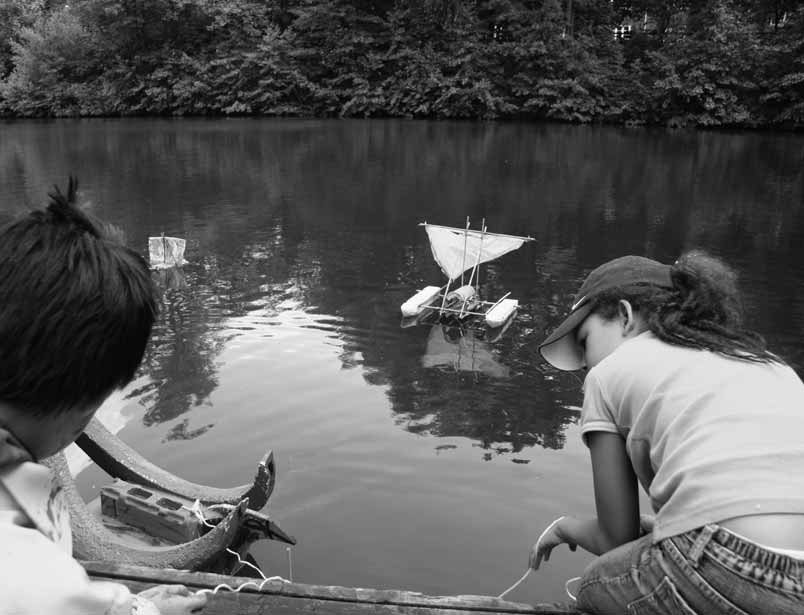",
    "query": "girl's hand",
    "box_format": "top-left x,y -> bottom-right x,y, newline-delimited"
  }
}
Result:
529,516 -> 577,570
137,584 -> 208,614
